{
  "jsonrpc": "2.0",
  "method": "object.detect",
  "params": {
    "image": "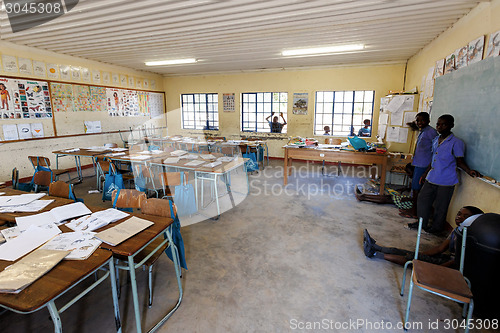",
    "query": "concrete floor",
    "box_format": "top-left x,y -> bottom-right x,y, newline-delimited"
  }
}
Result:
0,160 -> 494,332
